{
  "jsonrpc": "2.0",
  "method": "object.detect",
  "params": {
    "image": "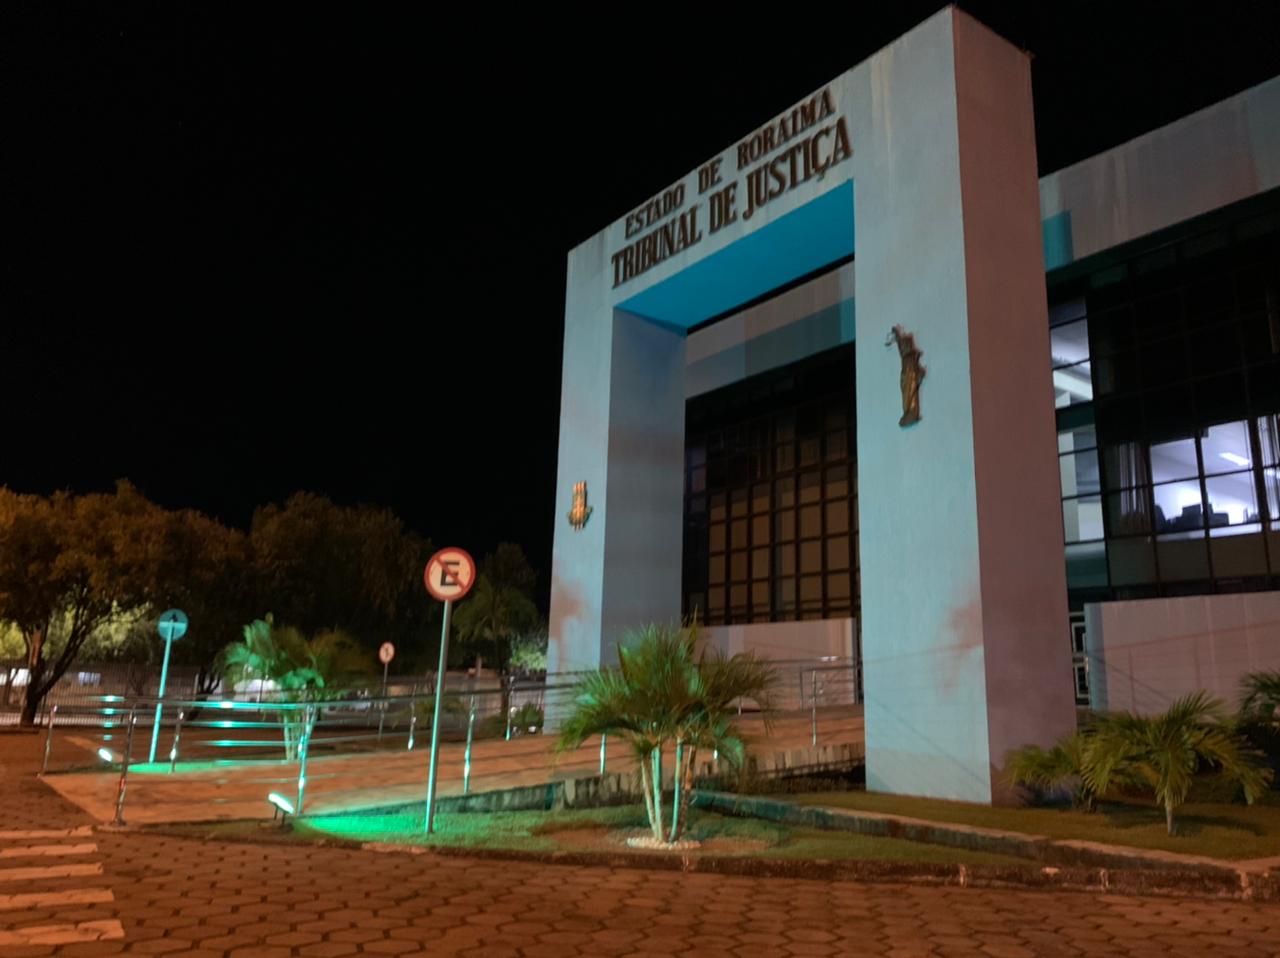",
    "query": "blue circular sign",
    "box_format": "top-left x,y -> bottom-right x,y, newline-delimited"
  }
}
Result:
157,609 -> 188,642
